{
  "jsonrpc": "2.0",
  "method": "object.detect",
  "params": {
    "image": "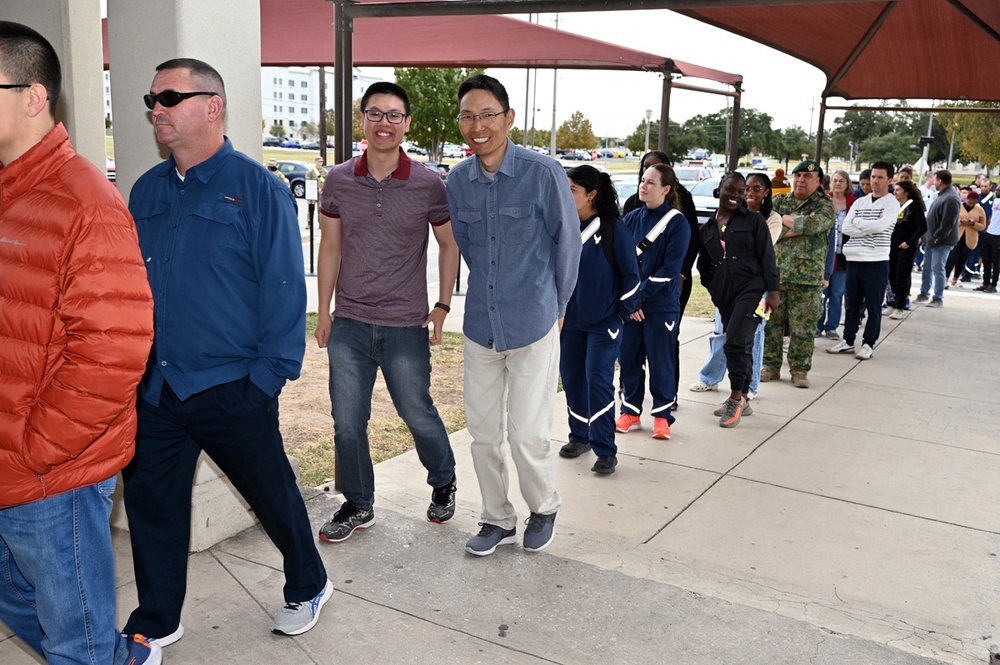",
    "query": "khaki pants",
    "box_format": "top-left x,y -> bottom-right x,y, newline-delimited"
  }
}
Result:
463,324 -> 561,530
